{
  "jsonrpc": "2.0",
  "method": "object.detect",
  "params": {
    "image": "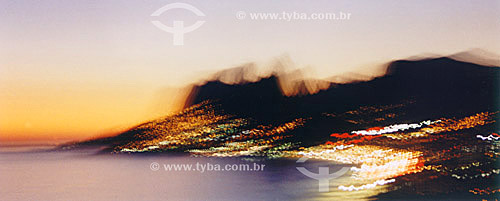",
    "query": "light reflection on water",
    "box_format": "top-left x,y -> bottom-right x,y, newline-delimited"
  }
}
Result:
0,150 -> 378,201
